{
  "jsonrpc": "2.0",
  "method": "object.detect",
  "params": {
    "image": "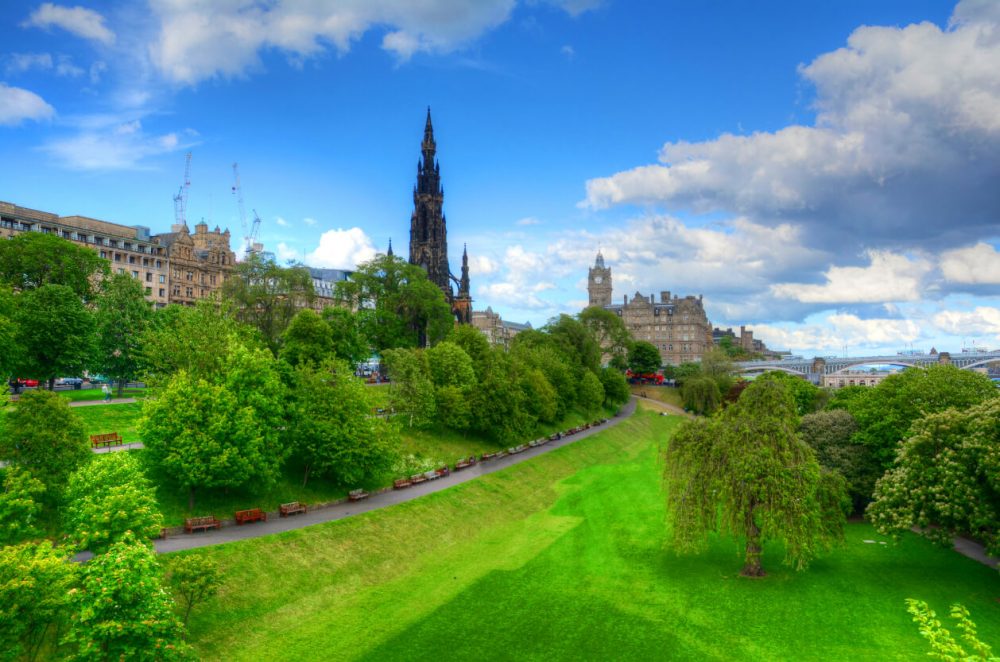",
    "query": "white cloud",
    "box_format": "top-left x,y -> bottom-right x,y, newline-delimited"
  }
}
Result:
560,45 -> 575,58
582,4 -> 1000,253
754,314 -> 922,354
305,227 -> 377,270
933,306 -> 1000,339
275,216 -> 289,227
275,242 -> 299,262
303,217 -> 317,227
771,251 -> 932,304
23,3 -> 116,46
940,242 -> 1000,284
516,216 -> 541,226
0,84 -> 55,126
6,52 -> 84,77
89,60 -> 107,84
470,254 -> 499,275
42,119 -> 191,170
